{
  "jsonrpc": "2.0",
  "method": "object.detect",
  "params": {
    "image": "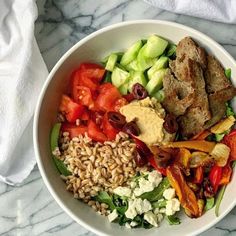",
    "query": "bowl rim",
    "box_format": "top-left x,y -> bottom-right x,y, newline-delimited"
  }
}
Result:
33,19 -> 236,236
